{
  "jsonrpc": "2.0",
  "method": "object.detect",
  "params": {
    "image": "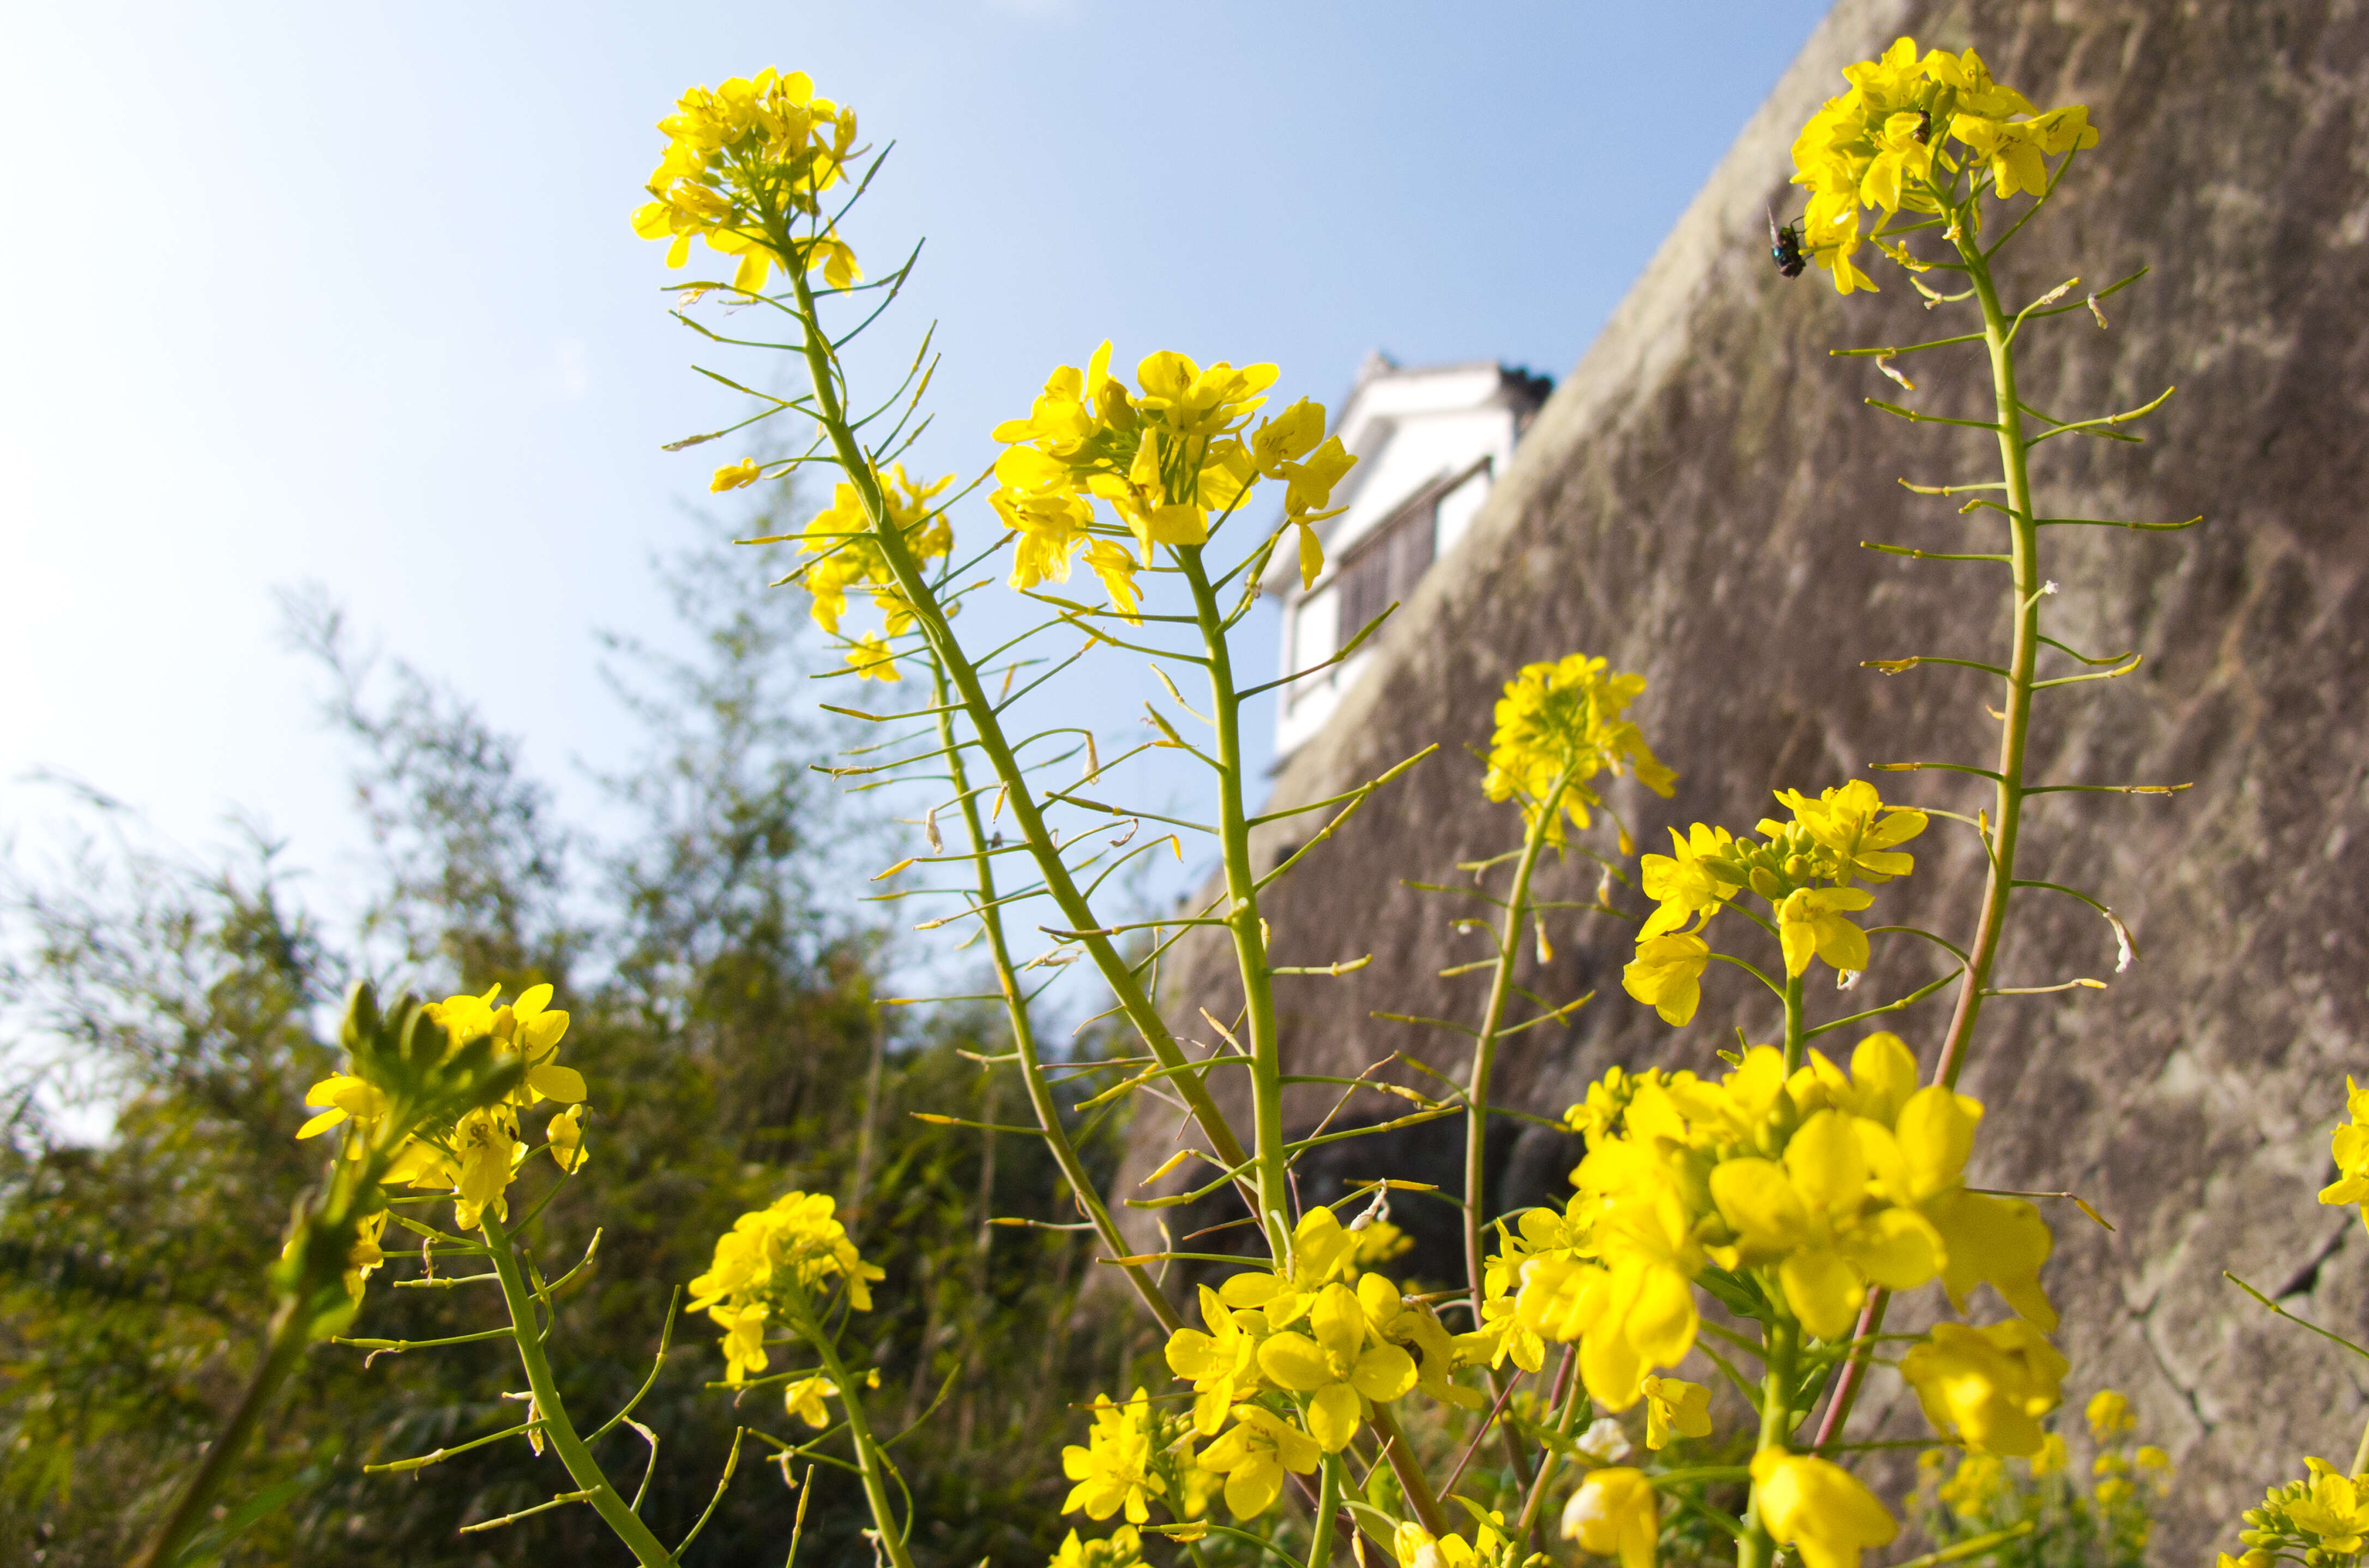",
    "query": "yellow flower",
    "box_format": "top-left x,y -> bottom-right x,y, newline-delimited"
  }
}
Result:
1637,824 -> 1740,939
1481,654 -> 1676,848
710,457 -> 764,491
632,69 -> 861,294
2136,1443 -> 2169,1471
1195,1405 -> 1319,1519
1640,1376 -> 1711,1450
1773,781 -> 1927,884
296,1073 -> 390,1144
1217,1207 -> 1360,1329
1049,1527 -> 1143,1568
688,1189 -> 885,1316
1164,1286 -> 1267,1436
1880,1087 -> 2059,1329
2287,1462 -> 2369,1553
1936,1451 -> 2005,1513
1357,1273 -> 1481,1412
782,1373 -> 839,1428
1560,1467 -> 1657,1568
1750,1450 -> 1898,1568
2319,1075 -> 2369,1213
1522,1171 -> 1703,1410
1060,1389 -> 1166,1524
1898,1319 -> 2067,1456
2085,1388 -> 2136,1439
448,1103 -> 524,1230
845,632 -> 899,682
1707,1108 -> 1944,1339
546,1103 -> 588,1173
1254,1281 -> 1418,1451
344,1207 -> 390,1301
1621,932 -> 1710,1026
711,1300 -> 769,1385
1776,885 -> 1874,976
